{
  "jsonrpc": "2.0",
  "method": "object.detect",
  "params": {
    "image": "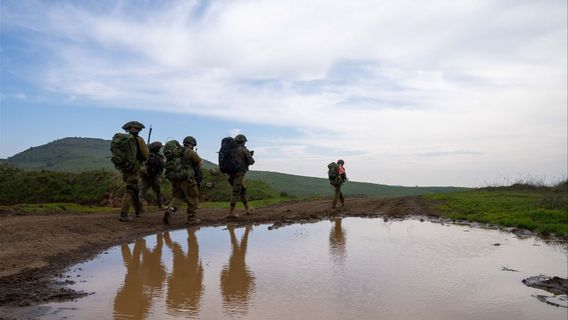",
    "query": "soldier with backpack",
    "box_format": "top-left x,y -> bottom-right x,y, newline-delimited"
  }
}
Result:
110,121 -> 149,222
219,134 -> 255,218
162,136 -> 203,225
328,159 -> 347,209
140,141 -> 165,208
